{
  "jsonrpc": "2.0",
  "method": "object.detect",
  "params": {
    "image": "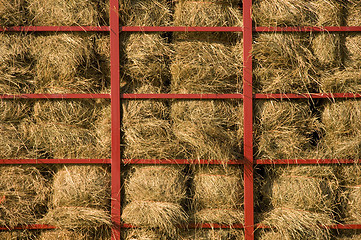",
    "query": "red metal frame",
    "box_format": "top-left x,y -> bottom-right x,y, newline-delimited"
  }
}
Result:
1,0 -> 361,239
